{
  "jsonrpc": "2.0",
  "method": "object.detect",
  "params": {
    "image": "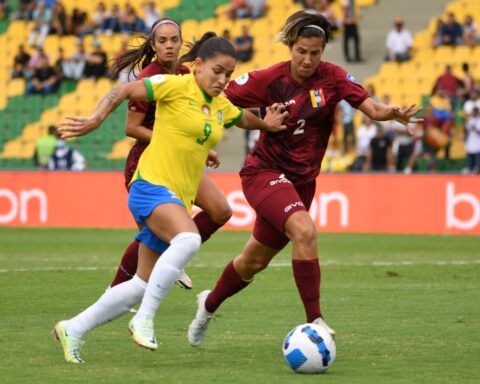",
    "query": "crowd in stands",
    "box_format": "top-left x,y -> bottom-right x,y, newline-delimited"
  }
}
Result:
431,12 -> 479,48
